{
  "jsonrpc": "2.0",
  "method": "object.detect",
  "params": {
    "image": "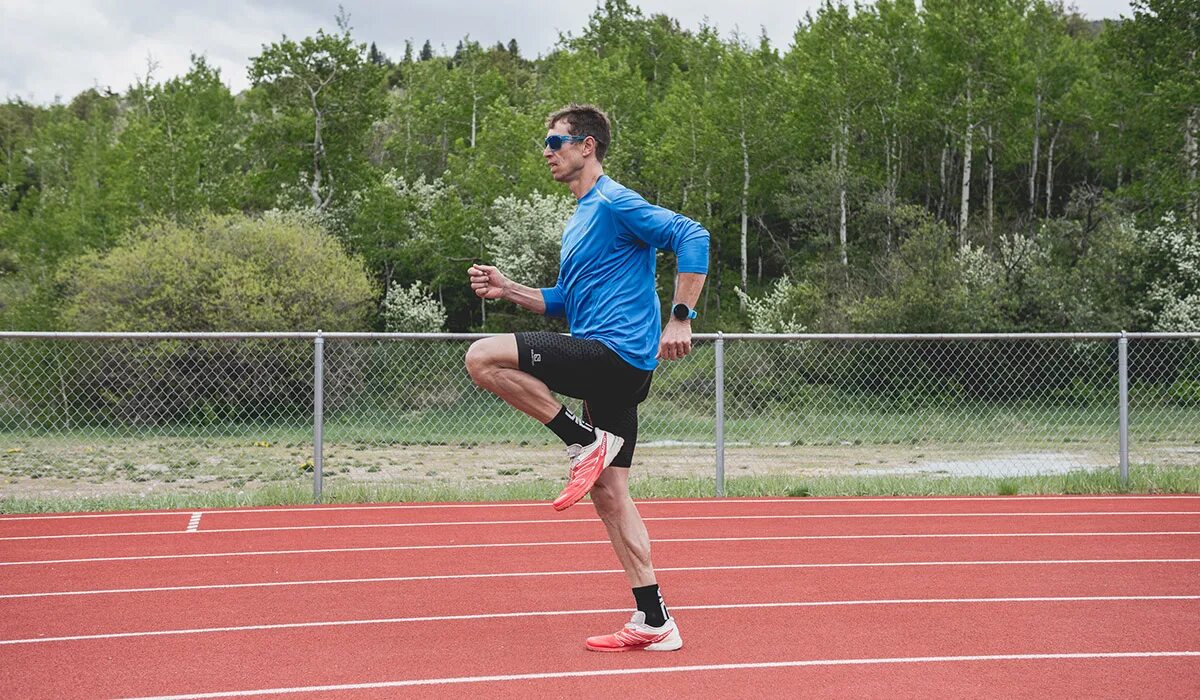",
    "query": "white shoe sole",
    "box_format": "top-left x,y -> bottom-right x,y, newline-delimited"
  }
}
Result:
645,626 -> 684,651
